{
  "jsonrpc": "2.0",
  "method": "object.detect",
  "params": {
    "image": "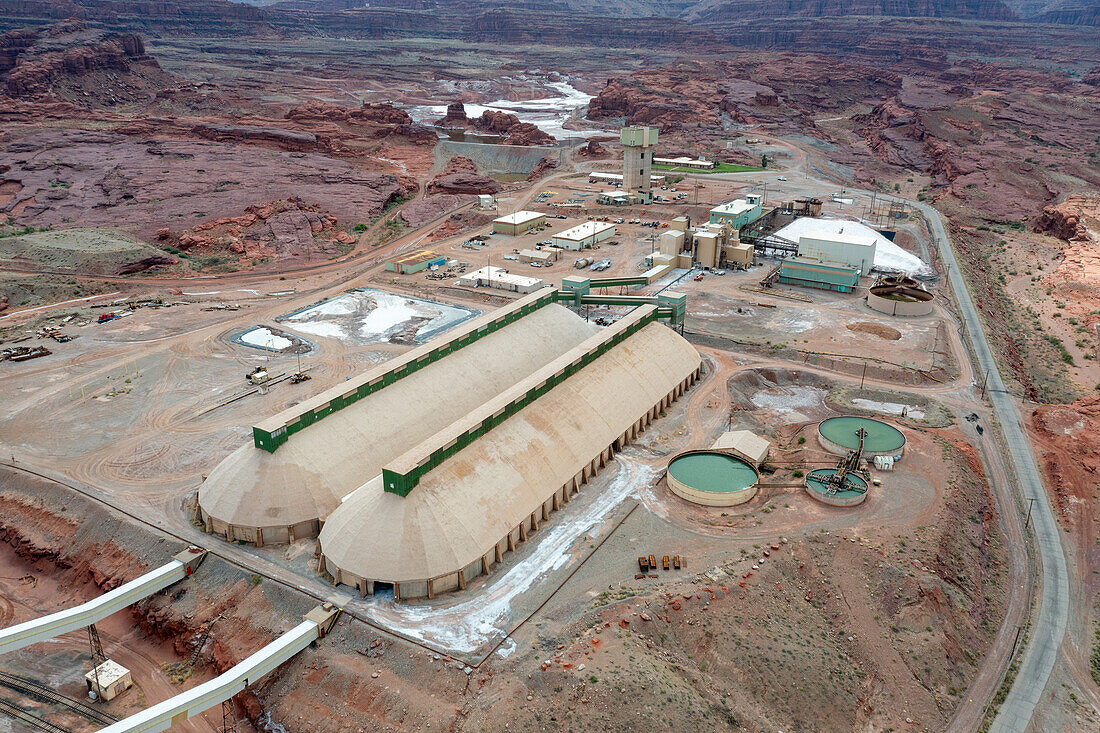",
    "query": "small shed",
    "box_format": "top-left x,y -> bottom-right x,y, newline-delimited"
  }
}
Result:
711,430 -> 771,466
518,249 -> 553,265
86,659 -> 133,701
